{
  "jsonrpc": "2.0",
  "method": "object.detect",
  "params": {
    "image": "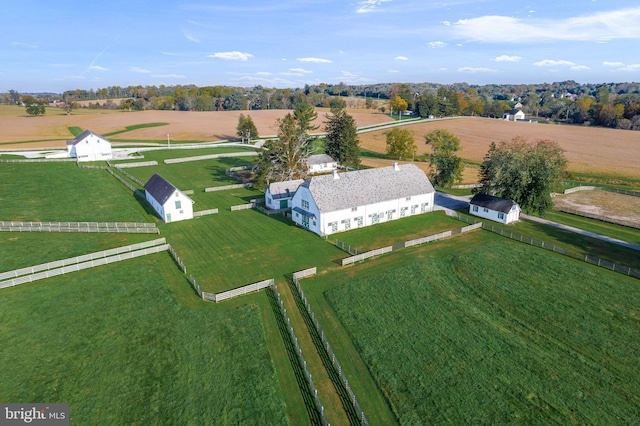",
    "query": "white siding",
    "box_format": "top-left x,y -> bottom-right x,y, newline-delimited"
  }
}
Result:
469,204 -> 520,224
69,134 -> 112,162
146,190 -> 193,223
